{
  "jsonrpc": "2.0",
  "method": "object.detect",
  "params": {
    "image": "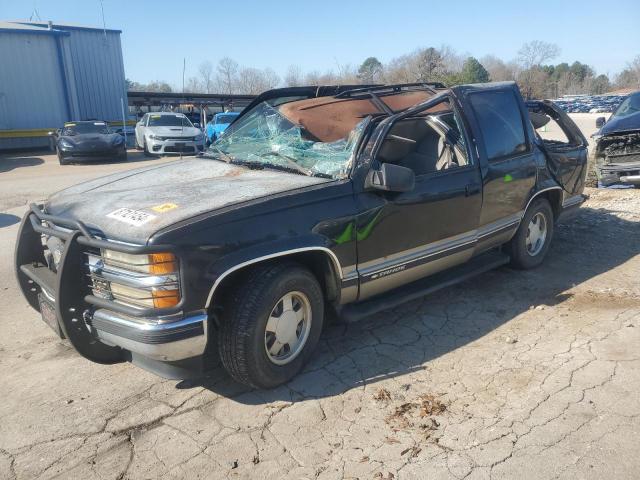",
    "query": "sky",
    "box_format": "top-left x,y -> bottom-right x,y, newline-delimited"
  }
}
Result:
2,0 -> 639,88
